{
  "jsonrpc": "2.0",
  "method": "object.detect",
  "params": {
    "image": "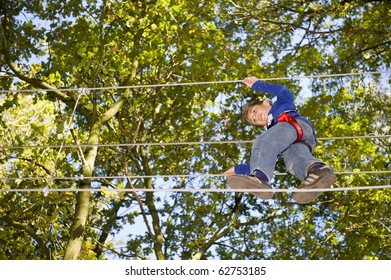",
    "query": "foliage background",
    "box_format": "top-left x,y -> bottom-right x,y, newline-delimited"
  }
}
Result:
0,0 -> 390,259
